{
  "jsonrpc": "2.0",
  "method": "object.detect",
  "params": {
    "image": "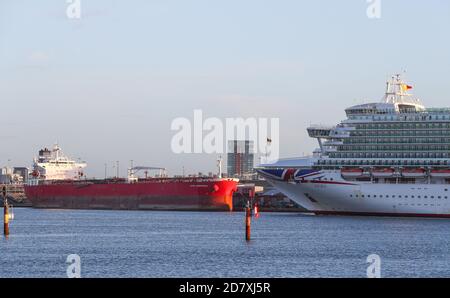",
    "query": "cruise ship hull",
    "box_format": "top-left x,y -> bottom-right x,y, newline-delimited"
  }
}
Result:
261,170 -> 450,218
24,178 -> 239,211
